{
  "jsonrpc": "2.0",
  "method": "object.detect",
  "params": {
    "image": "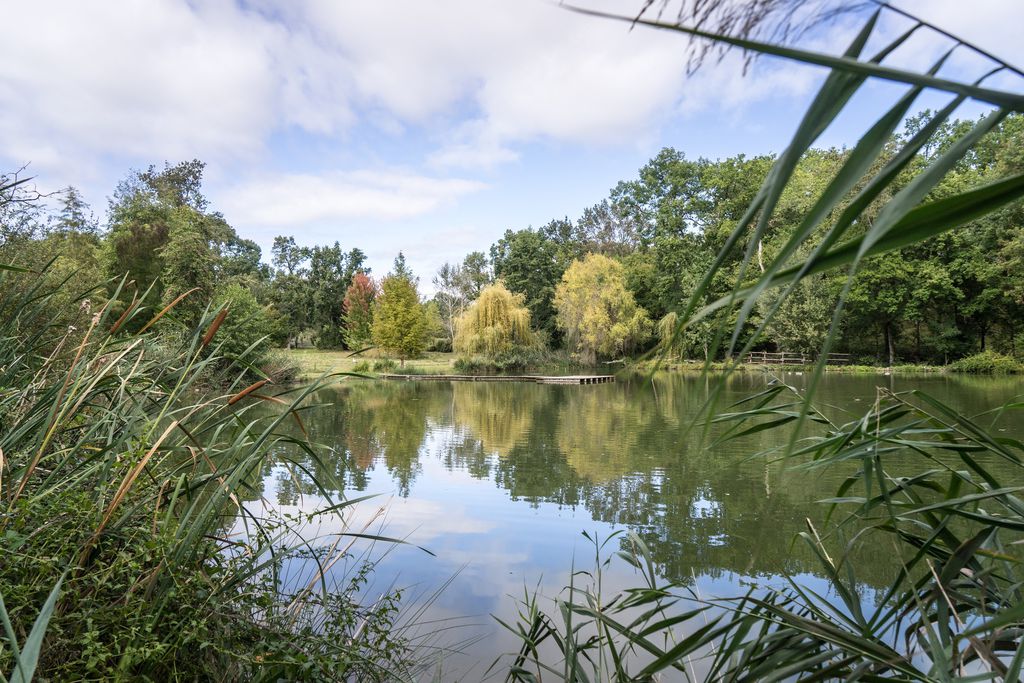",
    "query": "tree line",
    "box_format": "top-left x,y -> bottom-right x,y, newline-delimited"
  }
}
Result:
3,108 -> 1022,369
